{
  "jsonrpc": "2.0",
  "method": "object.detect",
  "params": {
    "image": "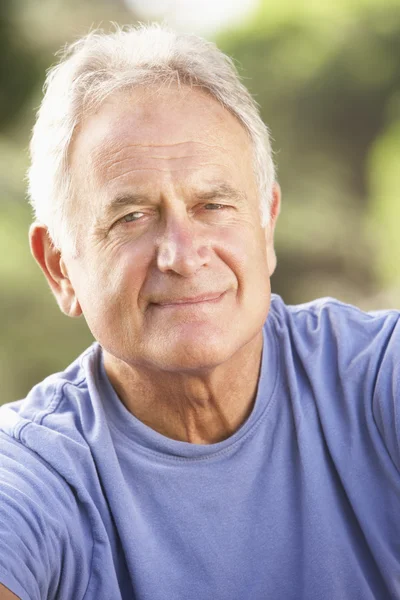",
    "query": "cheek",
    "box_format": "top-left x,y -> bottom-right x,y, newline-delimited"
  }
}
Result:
68,251 -> 134,319
221,230 -> 271,324
215,227 -> 269,285
96,239 -> 154,308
